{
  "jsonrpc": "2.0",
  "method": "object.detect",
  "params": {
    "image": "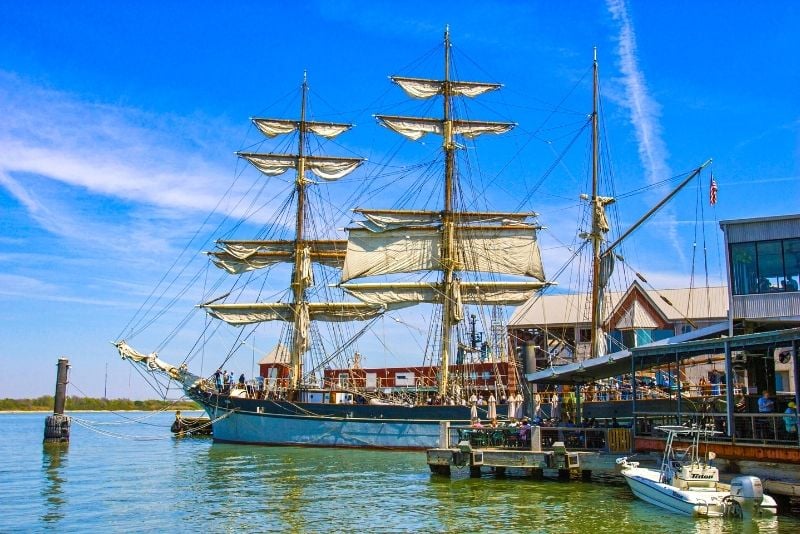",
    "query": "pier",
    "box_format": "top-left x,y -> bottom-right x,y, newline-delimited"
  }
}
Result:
427,421 -> 633,479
